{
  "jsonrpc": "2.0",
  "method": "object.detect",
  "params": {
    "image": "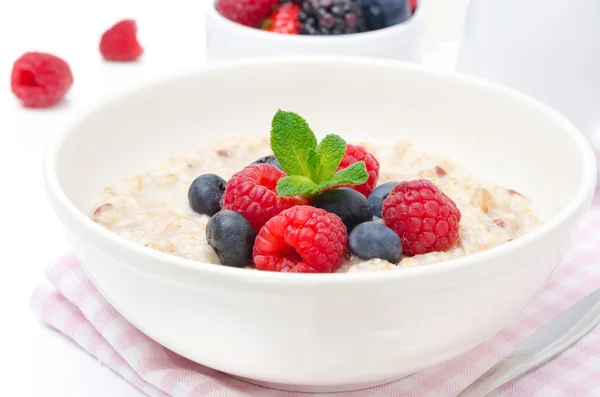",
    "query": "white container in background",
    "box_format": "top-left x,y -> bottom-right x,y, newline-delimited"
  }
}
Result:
205,0 -> 425,62
456,0 -> 600,158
